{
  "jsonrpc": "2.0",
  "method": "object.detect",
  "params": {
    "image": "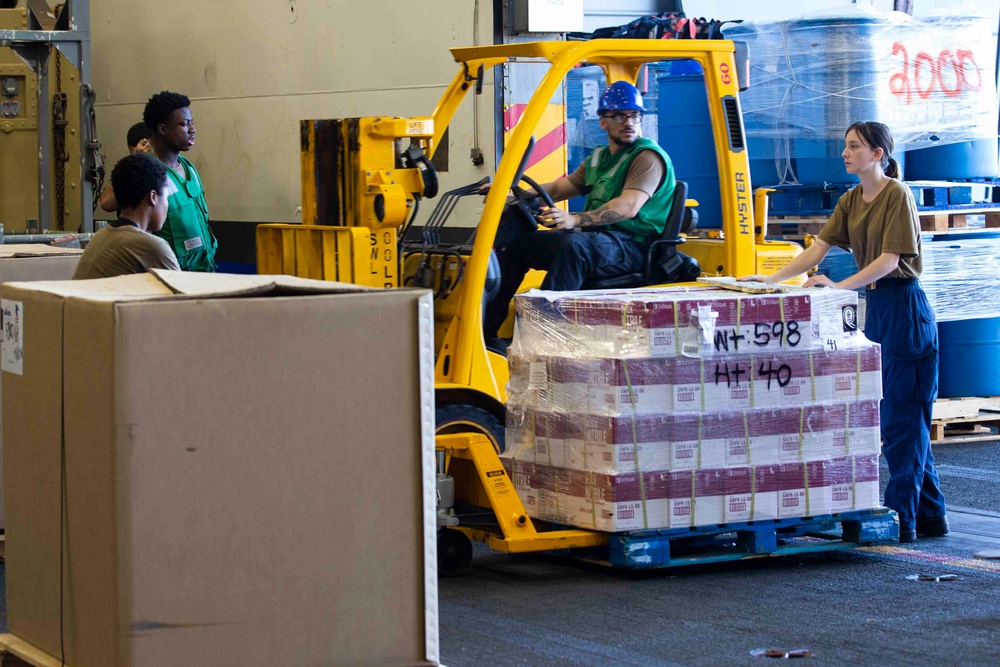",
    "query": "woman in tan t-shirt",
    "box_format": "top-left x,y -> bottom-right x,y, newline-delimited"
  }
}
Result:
741,121 -> 946,544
